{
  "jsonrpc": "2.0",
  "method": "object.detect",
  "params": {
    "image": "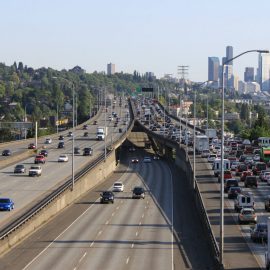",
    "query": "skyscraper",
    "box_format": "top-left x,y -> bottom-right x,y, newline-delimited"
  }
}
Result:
226,46 -> 233,65
208,57 -> 220,82
244,67 -> 254,82
258,53 -> 270,91
107,63 -> 115,75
